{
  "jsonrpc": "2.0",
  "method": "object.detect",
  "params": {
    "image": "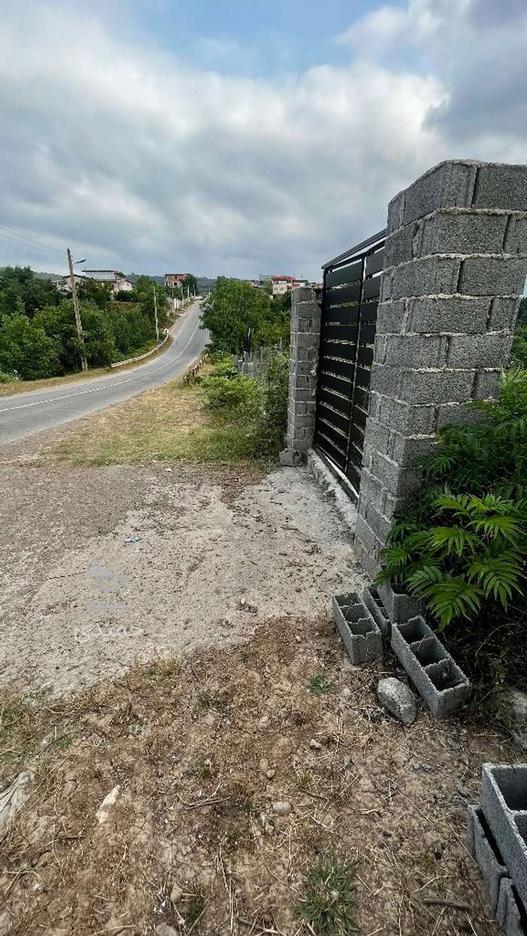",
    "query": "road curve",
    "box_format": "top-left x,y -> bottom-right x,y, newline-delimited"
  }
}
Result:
0,300 -> 208,444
